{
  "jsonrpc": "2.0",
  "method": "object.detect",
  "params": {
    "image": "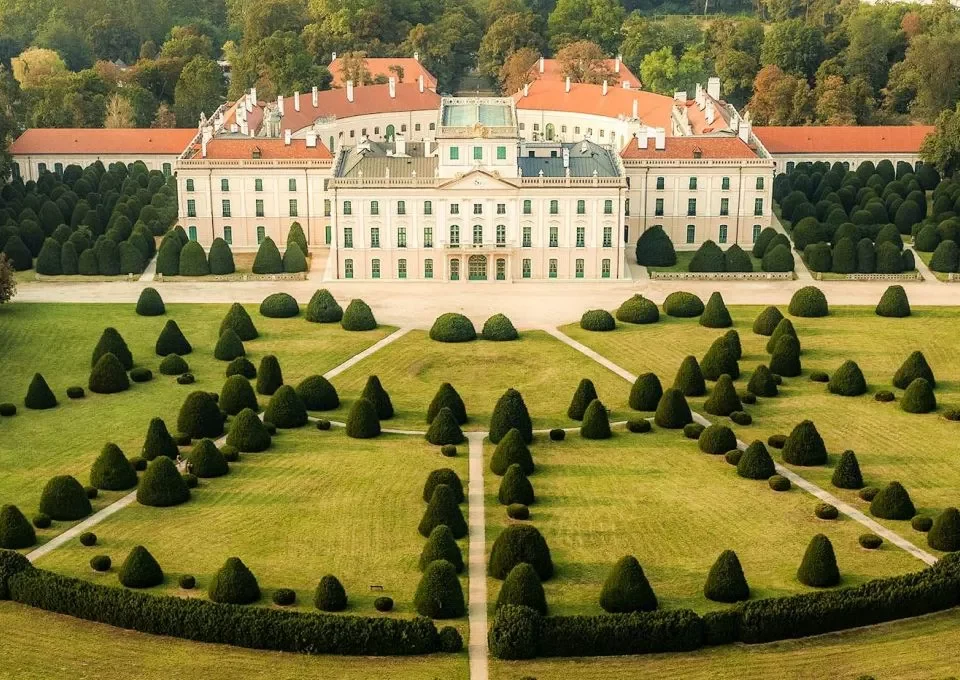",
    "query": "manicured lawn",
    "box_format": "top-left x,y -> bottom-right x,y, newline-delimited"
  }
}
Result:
325,330 -> 633,431
484,428 -> 919,617
646,250 -> 764,274
916,250 -> 953,281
